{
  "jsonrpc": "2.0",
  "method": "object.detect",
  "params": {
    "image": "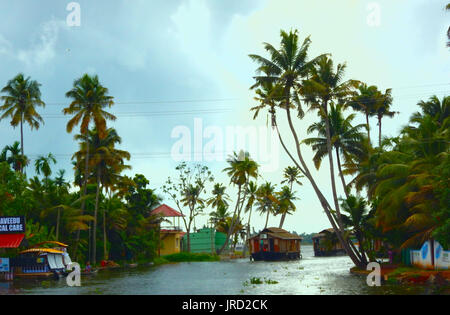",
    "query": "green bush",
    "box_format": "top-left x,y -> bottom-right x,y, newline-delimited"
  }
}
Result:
162,252 -> 220,262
